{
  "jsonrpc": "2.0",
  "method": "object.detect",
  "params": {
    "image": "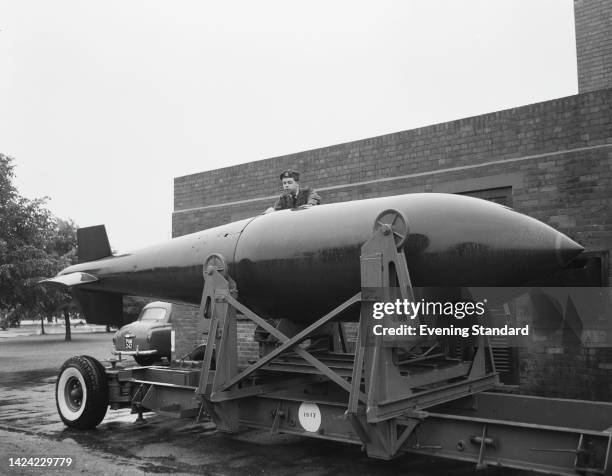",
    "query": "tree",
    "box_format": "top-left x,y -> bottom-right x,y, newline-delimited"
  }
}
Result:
0,154 -> 55,313
0,154 -> 79,339
55,300 -> 82,341
37,218 -> 79,340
